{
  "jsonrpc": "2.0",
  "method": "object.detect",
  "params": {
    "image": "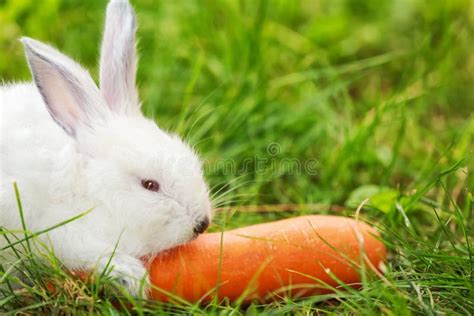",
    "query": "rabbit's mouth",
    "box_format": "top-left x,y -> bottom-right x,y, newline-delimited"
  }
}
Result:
190,232 -> 200,241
